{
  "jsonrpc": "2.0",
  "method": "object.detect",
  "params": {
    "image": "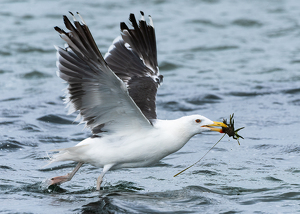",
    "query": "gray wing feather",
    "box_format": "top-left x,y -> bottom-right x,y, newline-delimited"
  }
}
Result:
55,13 -> 152,134
105,12 -> 163,120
